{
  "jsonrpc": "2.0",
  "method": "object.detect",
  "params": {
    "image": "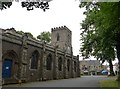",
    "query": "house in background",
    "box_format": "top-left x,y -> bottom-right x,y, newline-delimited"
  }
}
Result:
80,60 -> 104,75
